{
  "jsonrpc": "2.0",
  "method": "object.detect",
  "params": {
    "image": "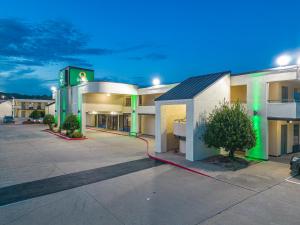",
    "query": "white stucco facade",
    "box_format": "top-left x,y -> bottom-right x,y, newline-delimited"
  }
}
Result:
56,65 -> 300,162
